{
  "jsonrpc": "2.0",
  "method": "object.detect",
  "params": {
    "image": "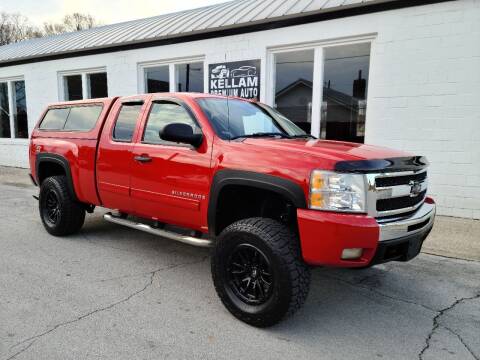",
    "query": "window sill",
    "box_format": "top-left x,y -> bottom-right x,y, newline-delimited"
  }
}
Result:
0,138 -> 30,145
